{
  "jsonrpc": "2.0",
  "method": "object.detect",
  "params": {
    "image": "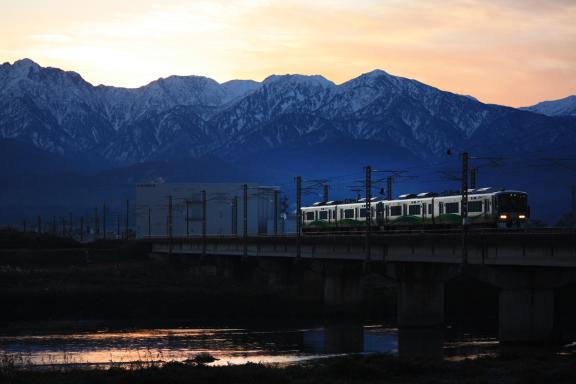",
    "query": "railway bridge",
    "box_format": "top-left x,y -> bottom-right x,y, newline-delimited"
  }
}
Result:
146,230 -> 576,344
